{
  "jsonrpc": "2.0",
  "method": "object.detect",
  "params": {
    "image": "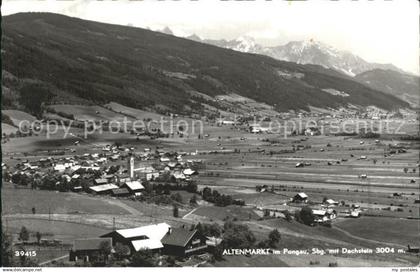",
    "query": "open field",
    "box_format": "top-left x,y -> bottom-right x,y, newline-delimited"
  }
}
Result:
191,205 -> 260,221
49,104 -> 132,123
5,218 -> 110,242
105,102 -> 164,120
2,110 -> 37,126
335,217 -> 420,246
2,184 -> 131,215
